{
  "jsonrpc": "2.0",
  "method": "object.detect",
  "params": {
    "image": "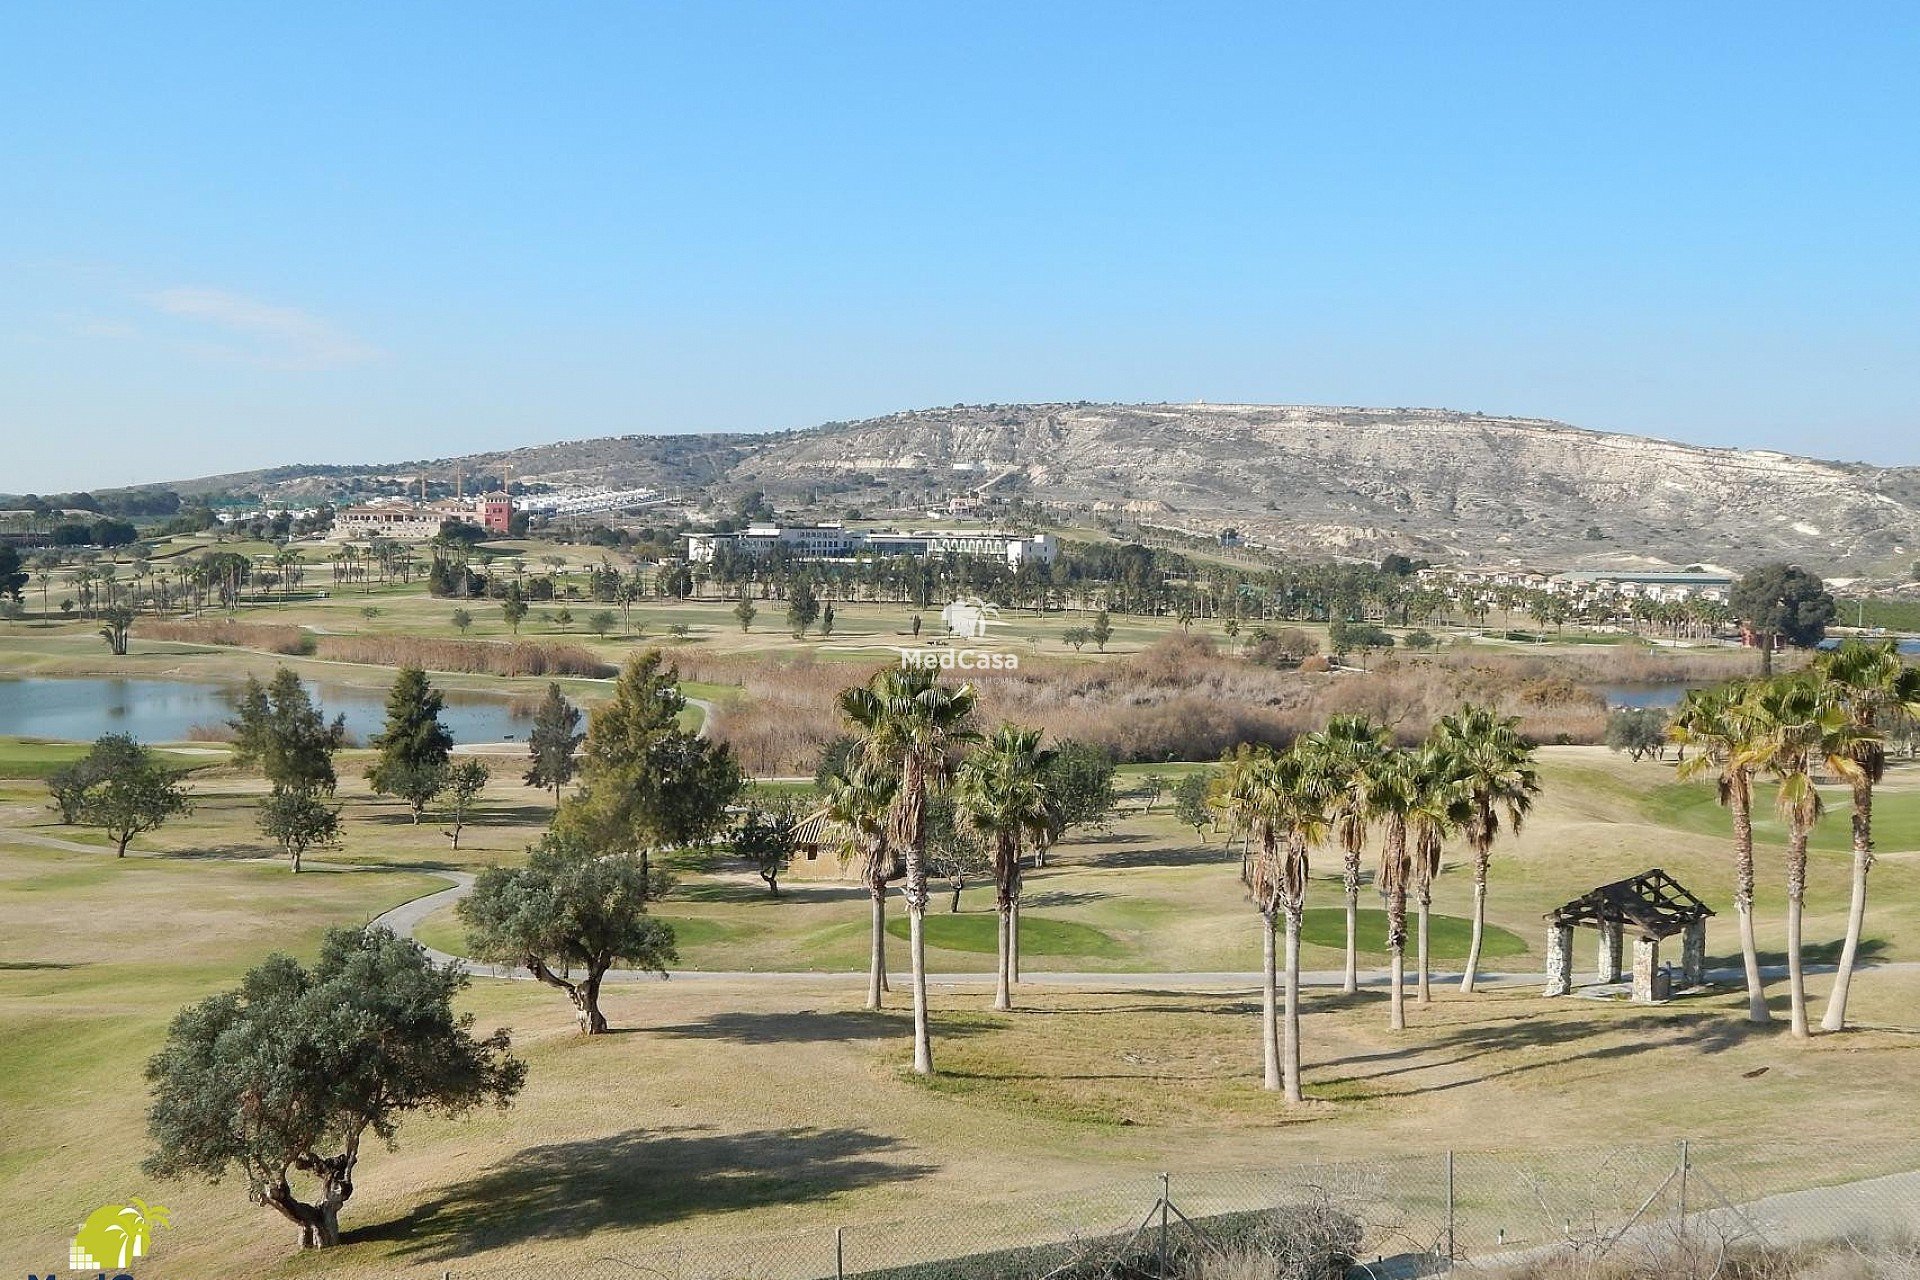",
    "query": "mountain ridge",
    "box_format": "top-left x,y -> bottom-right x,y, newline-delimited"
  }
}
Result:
151,402 -> 1920,573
